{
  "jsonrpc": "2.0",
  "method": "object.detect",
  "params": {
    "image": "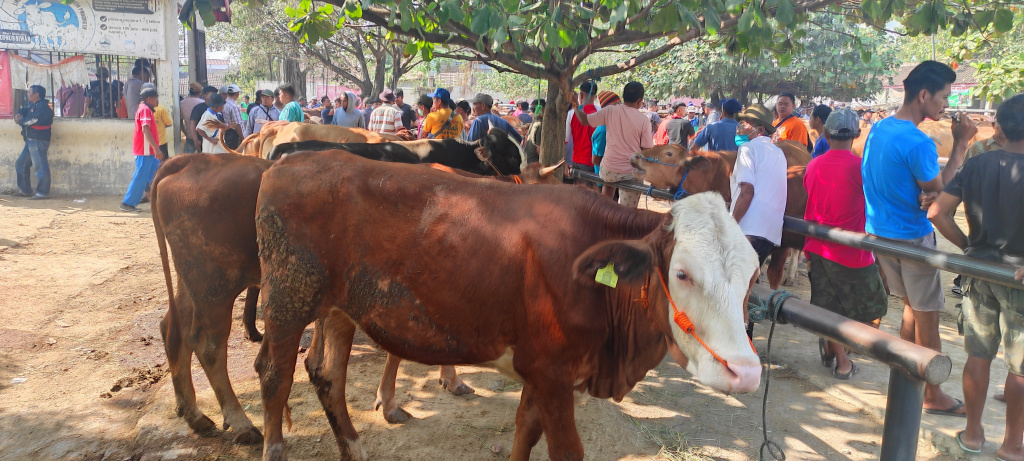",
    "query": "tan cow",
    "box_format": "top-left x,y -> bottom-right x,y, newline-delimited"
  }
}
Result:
220,121 -> 406,158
